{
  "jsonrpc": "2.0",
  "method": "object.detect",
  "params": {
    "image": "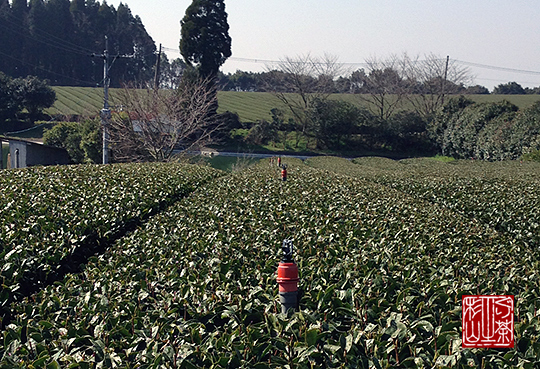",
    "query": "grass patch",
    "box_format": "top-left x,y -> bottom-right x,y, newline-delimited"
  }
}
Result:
430,155 -> 456,162
190,155 -> 259,172
521,150 -> 540,162
465,94 -> 540,108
